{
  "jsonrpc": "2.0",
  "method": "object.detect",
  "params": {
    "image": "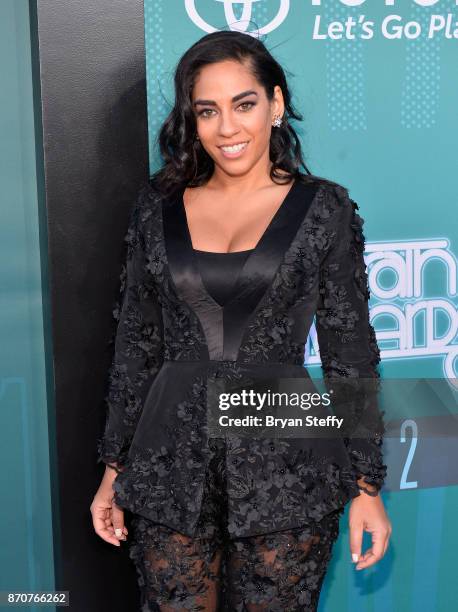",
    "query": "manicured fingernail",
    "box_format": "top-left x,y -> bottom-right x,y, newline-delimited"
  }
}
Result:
352,553 -> 359,562
115,528 -> 123,537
